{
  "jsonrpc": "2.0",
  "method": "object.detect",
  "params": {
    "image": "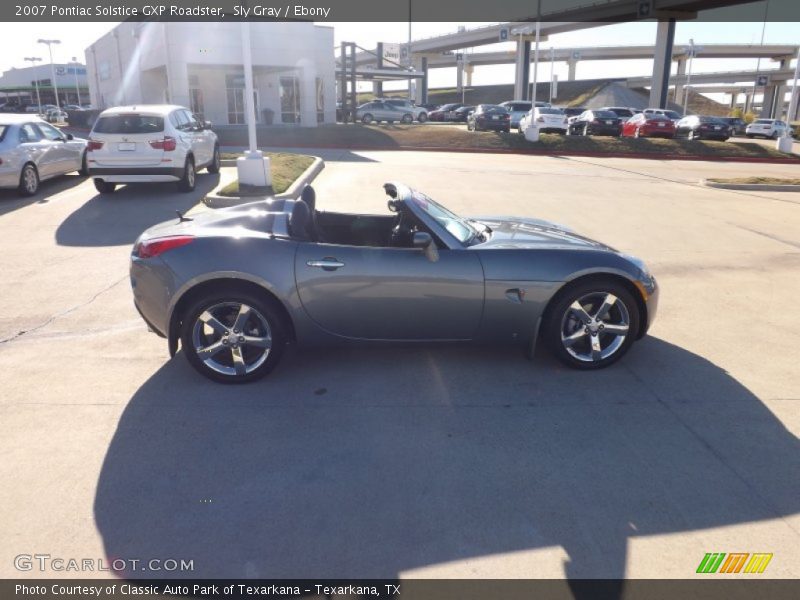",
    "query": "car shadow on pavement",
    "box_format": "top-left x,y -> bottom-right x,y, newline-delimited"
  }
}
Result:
0,173 -> 88,217
54,173 -> 219,247
94,337 -> 799,594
